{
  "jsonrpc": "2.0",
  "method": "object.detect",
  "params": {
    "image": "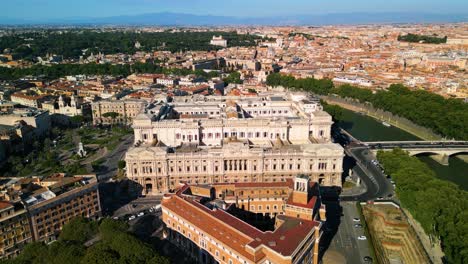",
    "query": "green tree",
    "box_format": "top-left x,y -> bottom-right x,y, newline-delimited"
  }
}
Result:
377,149 -> 468,263
118,160 -> 126,170
266,73 -> 468,140
13,242 -> 50,264
59,217 -> 98,244
80,243 -> 119,264
6,218 -> 170,264
70,115 -> 85,124
102,112 -> 120,125
322,103 -> 343,121
47,241 -> 85,264
223,71 -> 242,84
